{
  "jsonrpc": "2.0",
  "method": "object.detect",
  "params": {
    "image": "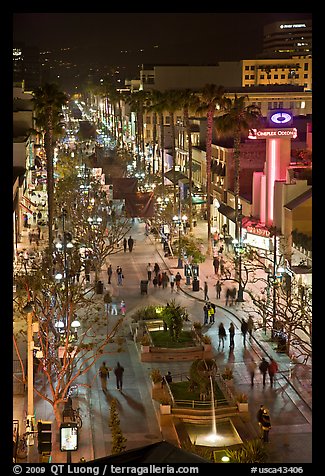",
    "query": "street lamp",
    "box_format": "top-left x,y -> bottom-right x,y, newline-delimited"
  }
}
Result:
232,204 -> 247,302
173,214 -> 188,268
22,301 -> 35,432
